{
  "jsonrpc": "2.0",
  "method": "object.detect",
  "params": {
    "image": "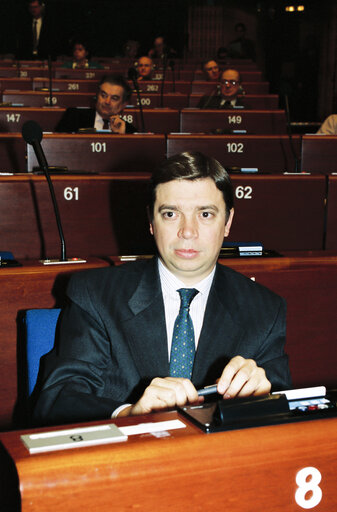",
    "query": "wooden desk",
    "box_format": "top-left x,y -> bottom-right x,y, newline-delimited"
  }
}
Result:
0,107 -> 65,133
130,92 -> 189,109
0,411 -> 336,511
122,108 -> 180,133
326,174 -> 337,250
301,135 -> 337,172
2,91 -> 96,109
0,258 -> 110,430
167,134 -> 301,173
191,81 -> 270,95
0,174 -> 154,260
0,67 -> 49,79
189,94 -> 279,109
26,134 -> 166,172
0,77 -> 33,90
54,68 -> 110,80
180,109 -> 287,134
33,78 -> 98,93
0,133 -> 26,171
